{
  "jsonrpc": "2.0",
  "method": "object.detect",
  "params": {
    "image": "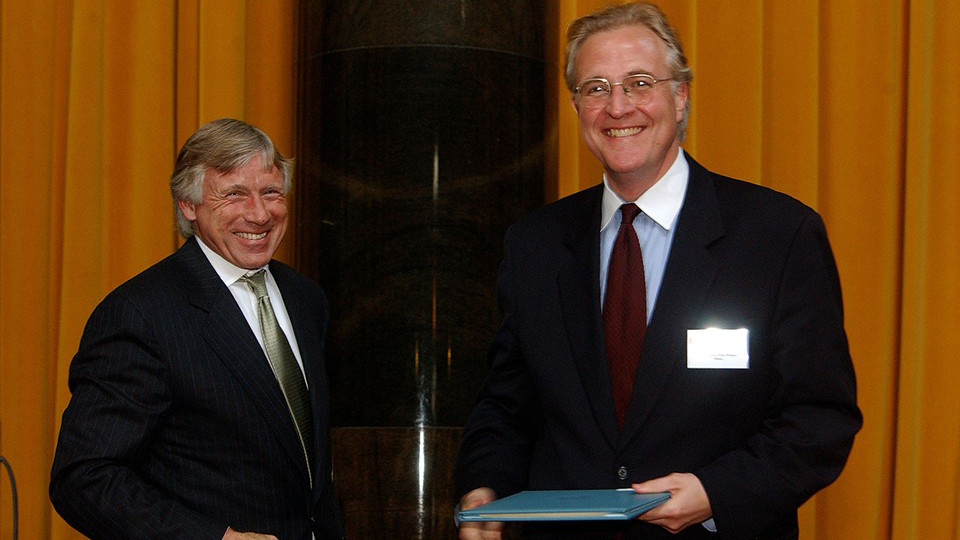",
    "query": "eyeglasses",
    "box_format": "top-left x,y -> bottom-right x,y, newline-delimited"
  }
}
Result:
574,74 -> 675,107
